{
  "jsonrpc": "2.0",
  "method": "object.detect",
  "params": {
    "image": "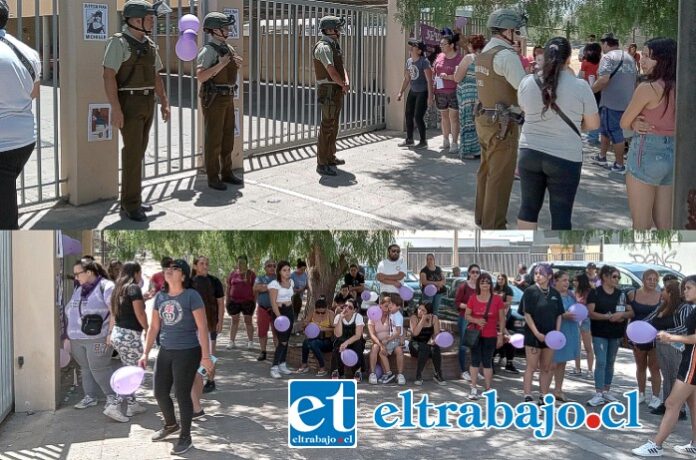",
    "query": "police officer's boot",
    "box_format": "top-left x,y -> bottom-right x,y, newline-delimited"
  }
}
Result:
221,173 -> 243,185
